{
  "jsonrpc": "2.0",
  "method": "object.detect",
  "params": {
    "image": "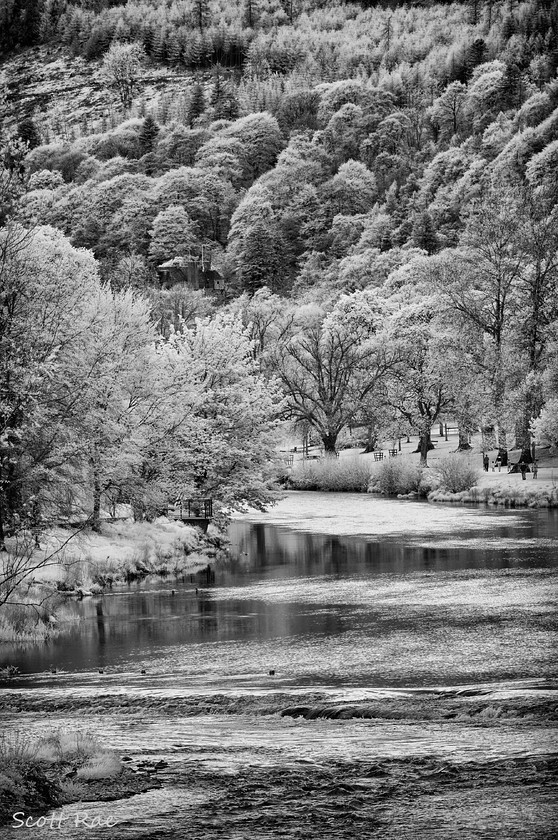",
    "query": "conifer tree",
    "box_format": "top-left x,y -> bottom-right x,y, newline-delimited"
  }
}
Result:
138,114 -> 160,156
382,16 -> 393,51
187,82 -> 206,126
412,211 -> 439,254
281,0 -> 295,25
468,0 -> 483,26
209,67 -> 225,118
466,38 -> 487,77
485,0 -> 496,30
16,116 -> 40,149
243,0 -> 259,29
209,66 -> 239,121
192,0 -> 210,33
